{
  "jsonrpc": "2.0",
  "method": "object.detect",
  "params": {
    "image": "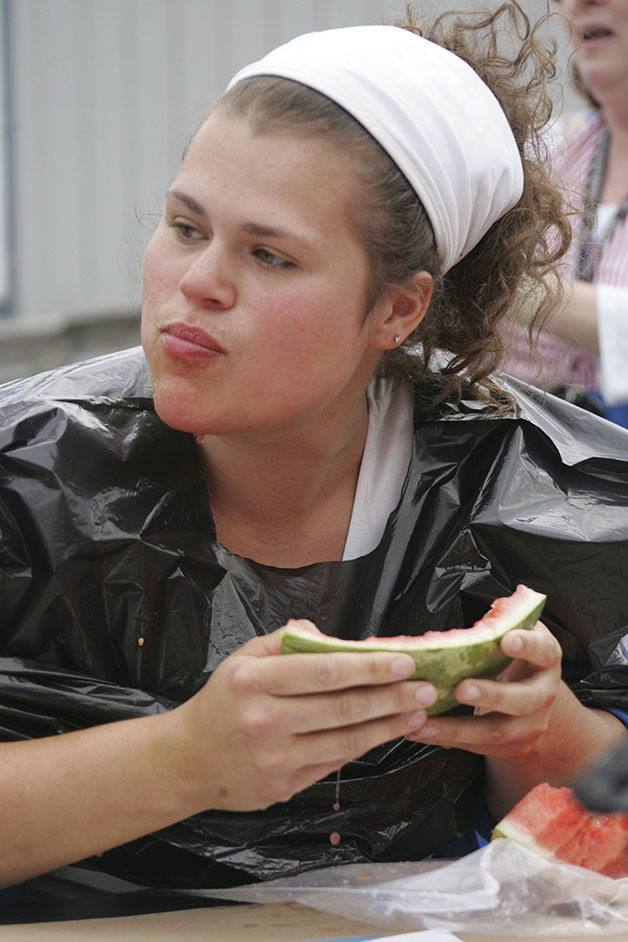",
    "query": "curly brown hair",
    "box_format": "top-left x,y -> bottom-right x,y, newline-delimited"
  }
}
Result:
213,2 -> 571,406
